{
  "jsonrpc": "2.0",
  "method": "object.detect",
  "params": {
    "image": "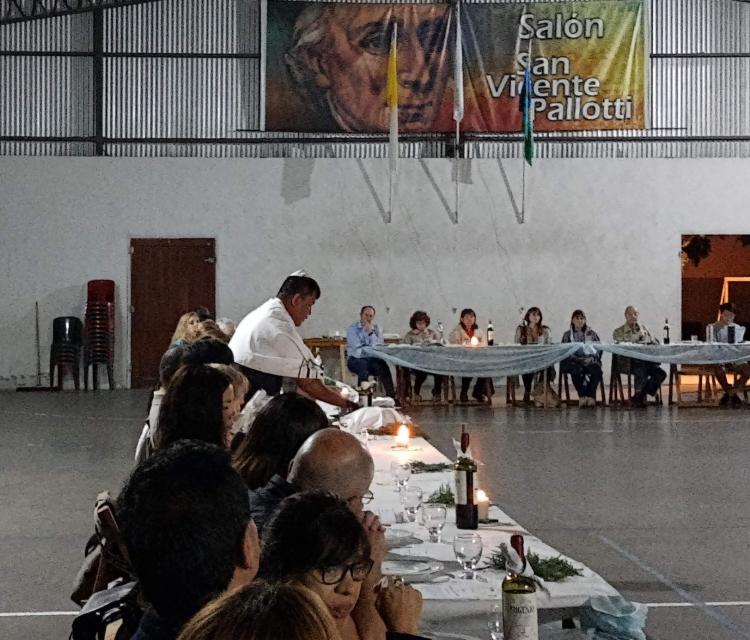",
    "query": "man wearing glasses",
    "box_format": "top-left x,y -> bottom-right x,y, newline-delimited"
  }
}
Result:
248,428 -> 382,531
